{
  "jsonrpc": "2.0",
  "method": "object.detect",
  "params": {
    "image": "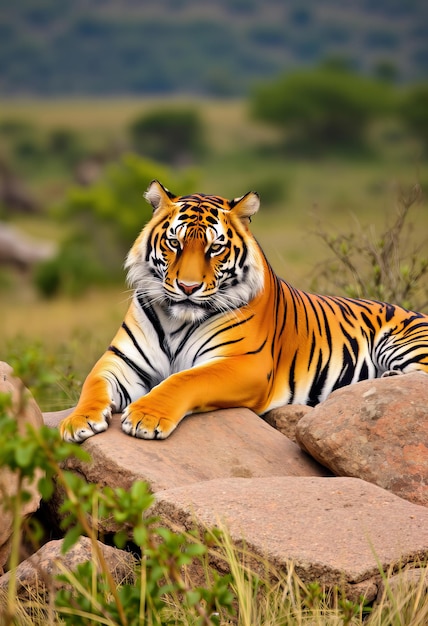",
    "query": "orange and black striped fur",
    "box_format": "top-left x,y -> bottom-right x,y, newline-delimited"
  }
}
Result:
60,180 -> 428,442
